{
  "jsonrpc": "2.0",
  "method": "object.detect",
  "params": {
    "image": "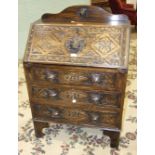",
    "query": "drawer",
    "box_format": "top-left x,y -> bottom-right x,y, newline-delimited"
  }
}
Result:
29,64 -> 124,91
31,85 -> 121,108
32,103 -> 120,129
